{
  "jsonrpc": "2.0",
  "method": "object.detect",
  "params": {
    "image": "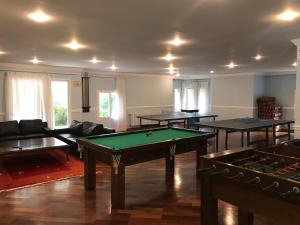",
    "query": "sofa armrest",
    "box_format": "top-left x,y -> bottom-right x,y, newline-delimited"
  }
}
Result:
42,127 -> 53,135
52,128 -> 73,134
102,127 -> 116,134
